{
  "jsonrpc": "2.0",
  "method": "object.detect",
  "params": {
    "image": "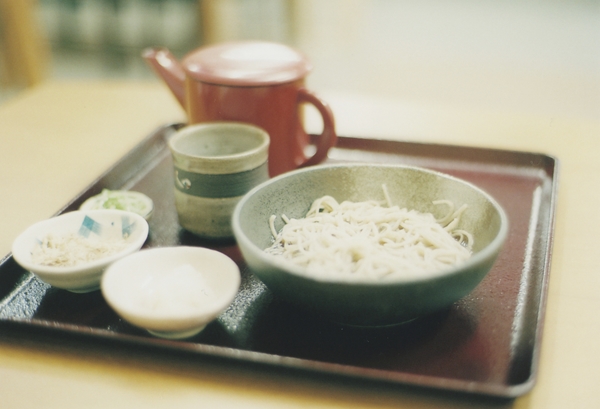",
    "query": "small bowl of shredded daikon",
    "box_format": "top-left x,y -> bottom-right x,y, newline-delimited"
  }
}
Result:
101,246 -> 241,339
12,209 -> 149,293
233,163 -> 509,327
